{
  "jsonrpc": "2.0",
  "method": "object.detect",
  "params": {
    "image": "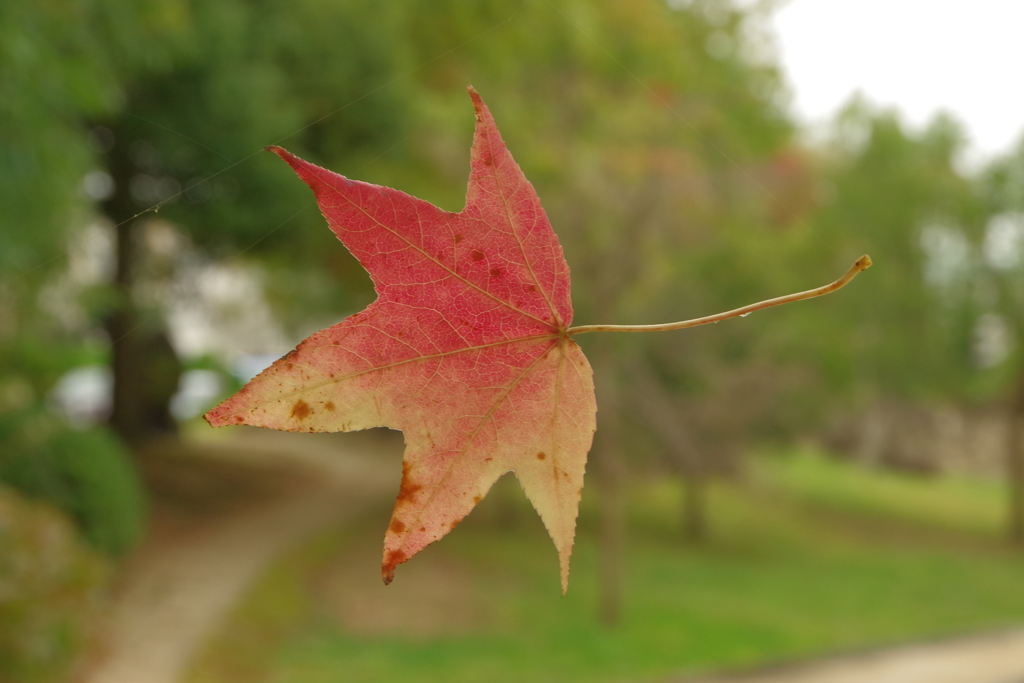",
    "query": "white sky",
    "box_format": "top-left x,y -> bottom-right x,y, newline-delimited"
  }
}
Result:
768,0 -> 1024,161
